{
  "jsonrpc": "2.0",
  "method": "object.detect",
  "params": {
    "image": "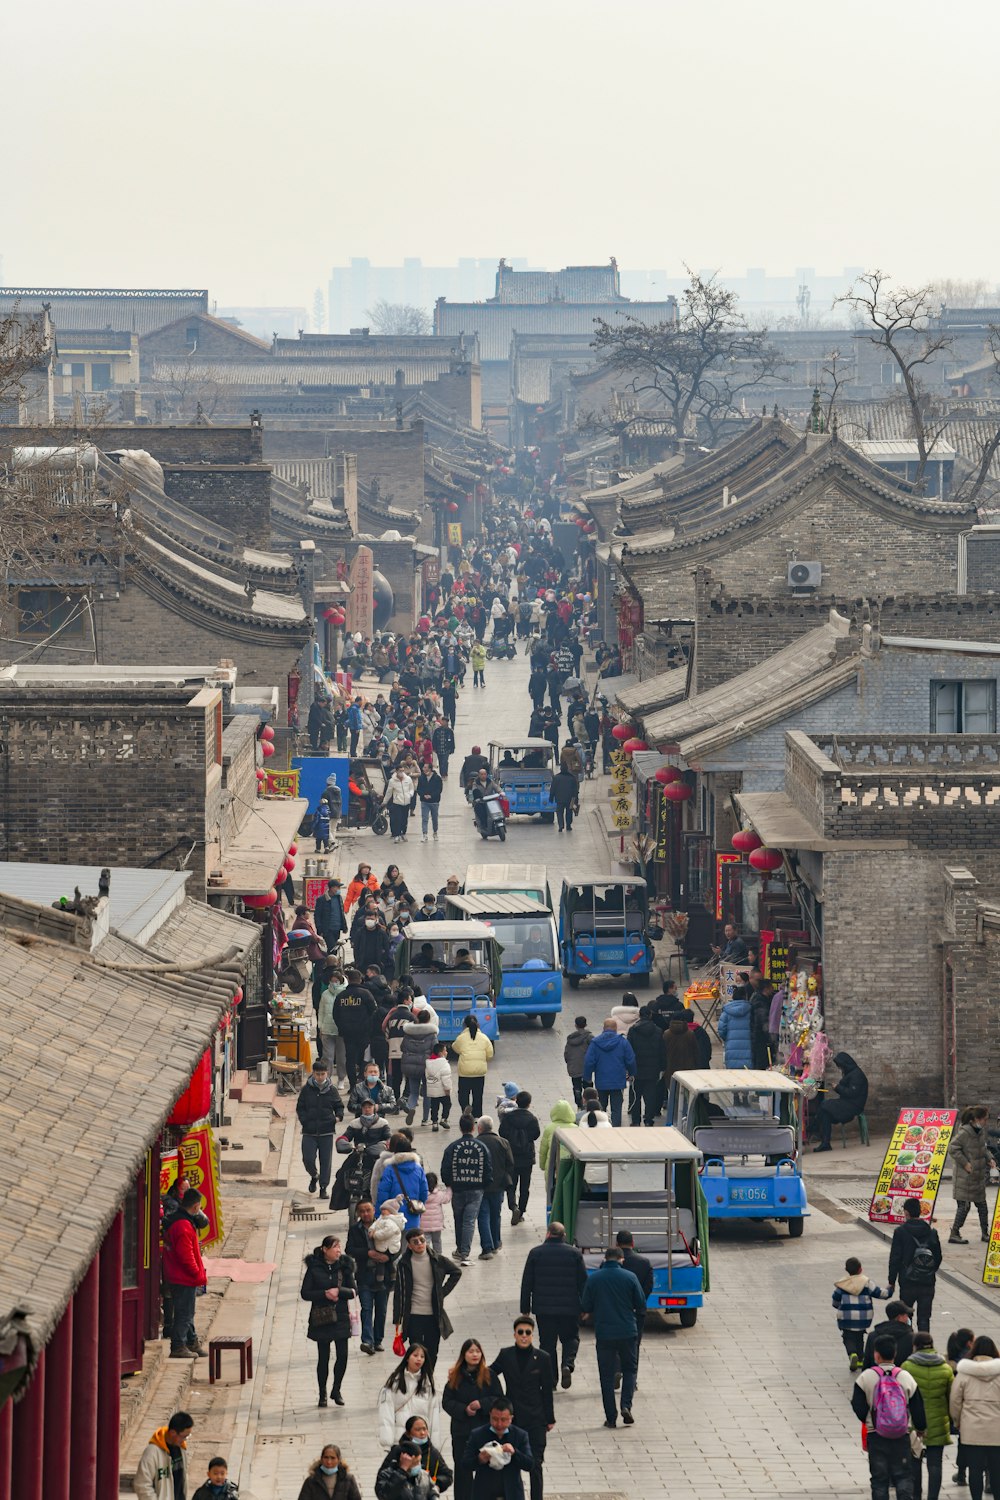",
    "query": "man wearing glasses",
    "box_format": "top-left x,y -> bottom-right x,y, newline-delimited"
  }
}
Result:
491,1317 -> 554,1500
392,1225 -> 463,1371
